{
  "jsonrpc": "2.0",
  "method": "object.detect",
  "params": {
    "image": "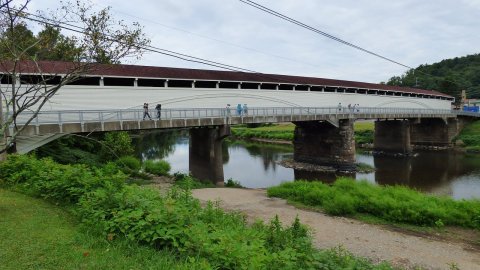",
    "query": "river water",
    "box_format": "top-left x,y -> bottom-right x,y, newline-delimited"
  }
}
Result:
135,131 -> 480,200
